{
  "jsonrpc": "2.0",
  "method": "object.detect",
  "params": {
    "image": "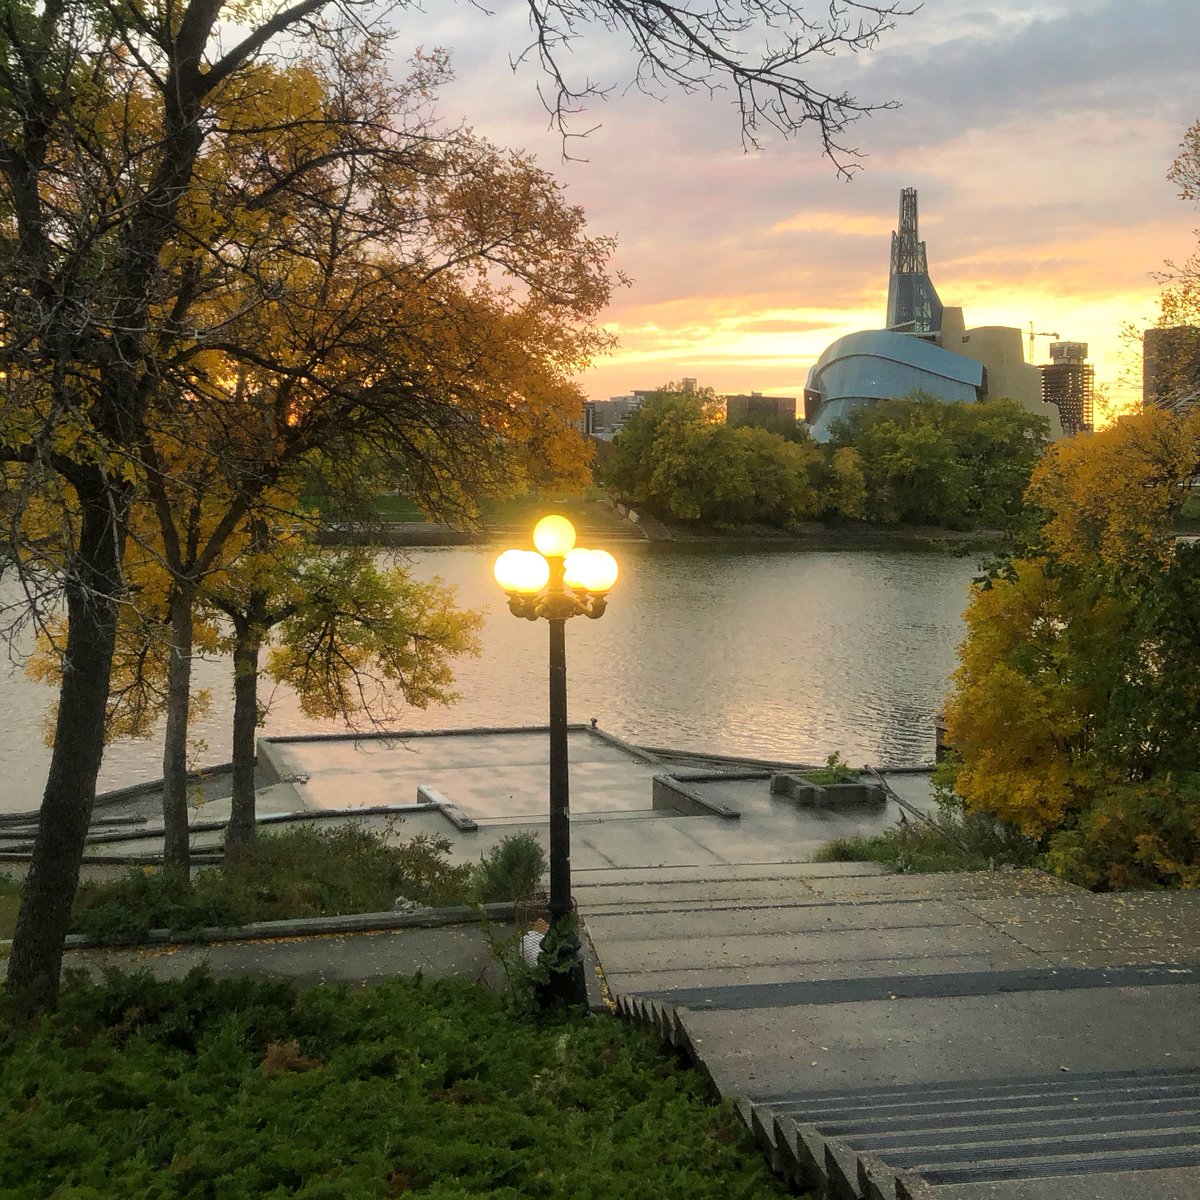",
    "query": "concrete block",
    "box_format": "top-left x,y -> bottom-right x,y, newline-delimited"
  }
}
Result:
857,1153 -> 898,1200
651,775 -> 740,820
769,1115 -> 804,1184
793,1126 -> 830,1194
416,784 -> 478,832
795,781 -> 827,807
768,774 -> 885,808
751,1106 -> 786,1174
